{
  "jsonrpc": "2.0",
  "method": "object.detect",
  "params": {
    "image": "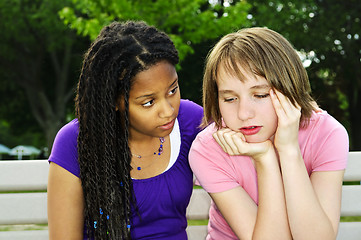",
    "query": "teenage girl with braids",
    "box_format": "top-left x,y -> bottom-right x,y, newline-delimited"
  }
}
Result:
189,28 -> 349,239
47,21 -> 203,239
